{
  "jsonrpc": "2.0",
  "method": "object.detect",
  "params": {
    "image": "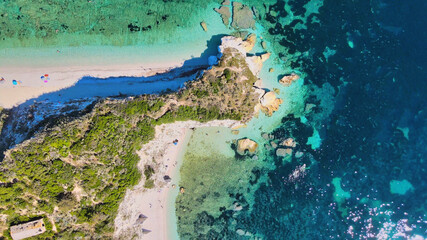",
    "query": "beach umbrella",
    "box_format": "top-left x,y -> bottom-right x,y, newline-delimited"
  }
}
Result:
12,80 -> 17,85
134,214 -> 148,225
